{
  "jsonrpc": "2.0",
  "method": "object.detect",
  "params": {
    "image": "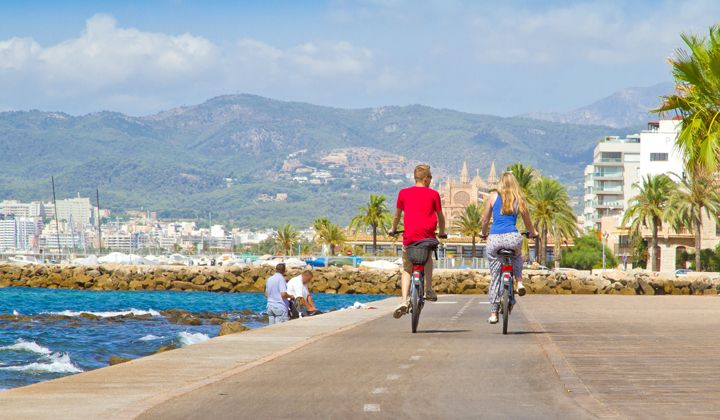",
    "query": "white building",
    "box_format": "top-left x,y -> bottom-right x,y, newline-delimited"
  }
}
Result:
0,217 -> 42,251
210,224 -> 226,238
582,135 -> 641,232
0,200 -> 45,218
639,119 -> 684,180
53,197 -> 93,227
